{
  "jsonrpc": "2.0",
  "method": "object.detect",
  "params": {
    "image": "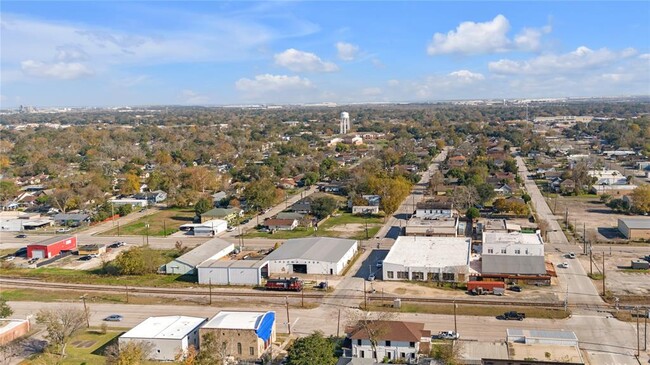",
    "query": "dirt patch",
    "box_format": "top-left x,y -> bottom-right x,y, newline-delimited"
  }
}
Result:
578,250 -> 650,297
